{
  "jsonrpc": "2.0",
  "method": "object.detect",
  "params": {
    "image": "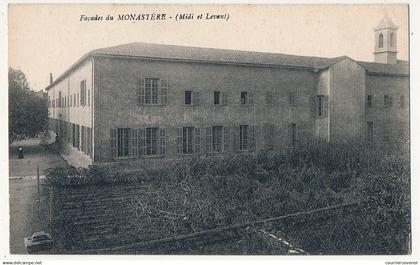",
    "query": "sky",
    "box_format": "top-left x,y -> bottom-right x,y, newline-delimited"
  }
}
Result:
8,4 -> 409,92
